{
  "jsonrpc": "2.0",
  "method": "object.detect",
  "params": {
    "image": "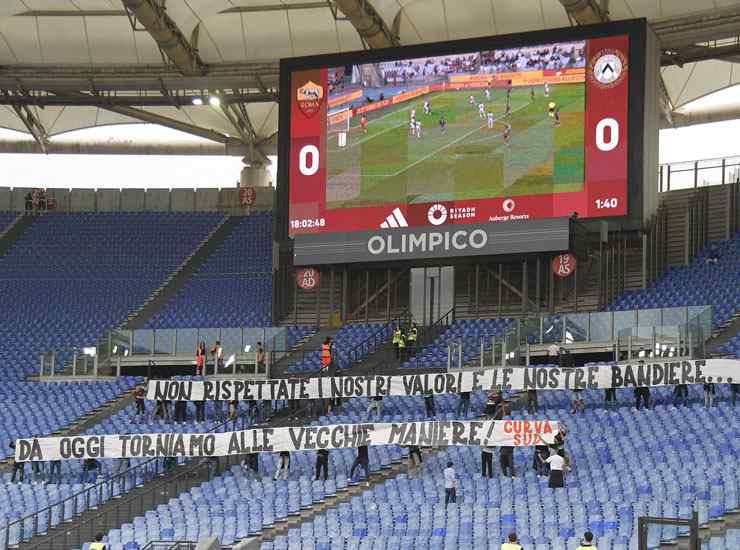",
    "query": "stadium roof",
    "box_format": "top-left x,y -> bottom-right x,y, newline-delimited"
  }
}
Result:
0,0 -> 739,155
